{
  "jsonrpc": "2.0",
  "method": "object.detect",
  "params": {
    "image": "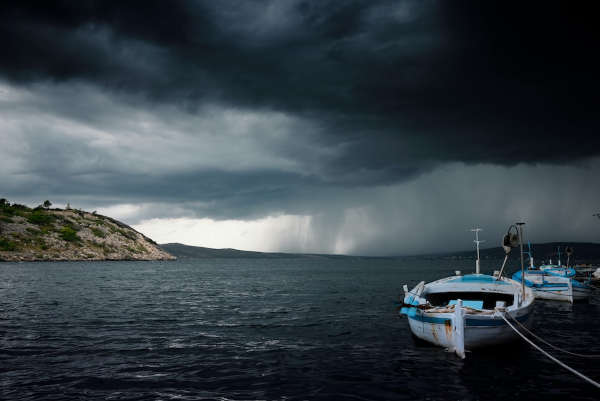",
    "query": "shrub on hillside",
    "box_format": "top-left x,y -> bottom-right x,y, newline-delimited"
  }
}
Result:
60,226 -> 80,242
91,228 -> 106,238
27,210 -> 54,225
1,200 -> 31,217
1,206 -> 15,216
0,238 -> 17,251
117,229 -> 137,241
